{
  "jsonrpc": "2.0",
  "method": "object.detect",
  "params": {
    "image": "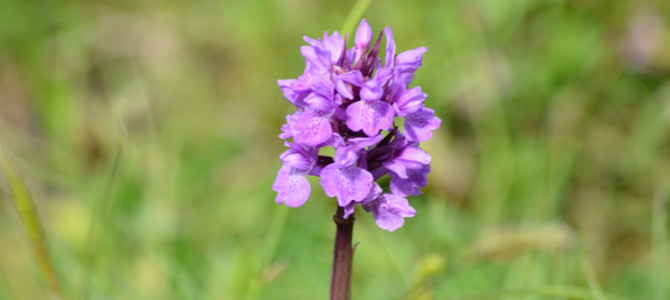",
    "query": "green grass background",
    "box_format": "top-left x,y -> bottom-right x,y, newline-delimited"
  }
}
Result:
1,0 -> 669,299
